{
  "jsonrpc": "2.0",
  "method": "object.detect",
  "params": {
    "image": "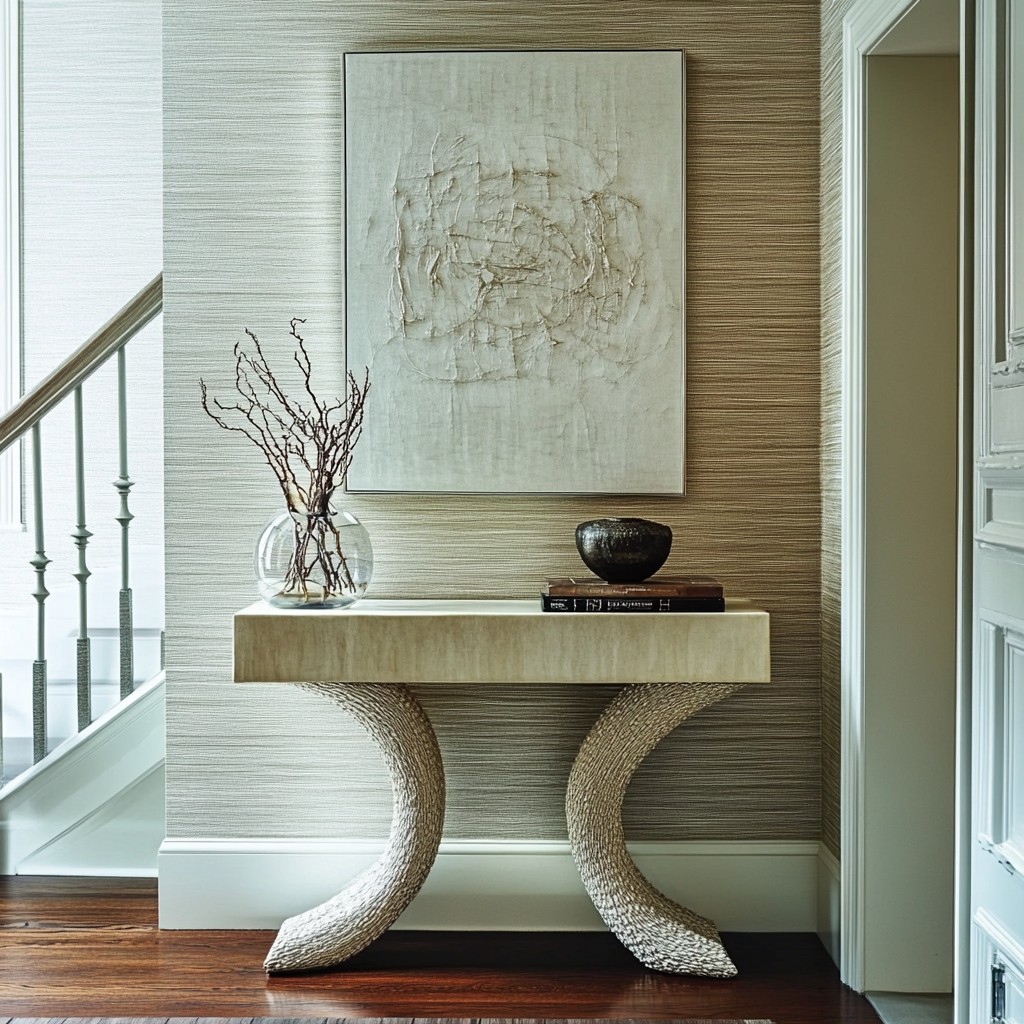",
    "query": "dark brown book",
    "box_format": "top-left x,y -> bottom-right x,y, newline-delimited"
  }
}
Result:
544,575 -> 724,599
